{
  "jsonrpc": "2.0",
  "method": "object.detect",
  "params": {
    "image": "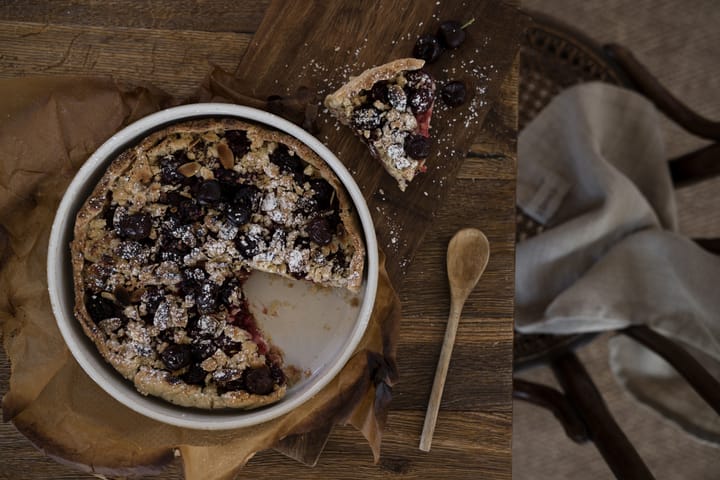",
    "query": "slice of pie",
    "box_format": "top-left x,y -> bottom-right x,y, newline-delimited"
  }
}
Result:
71,118 -> 365,409
324,58 -> 437,191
